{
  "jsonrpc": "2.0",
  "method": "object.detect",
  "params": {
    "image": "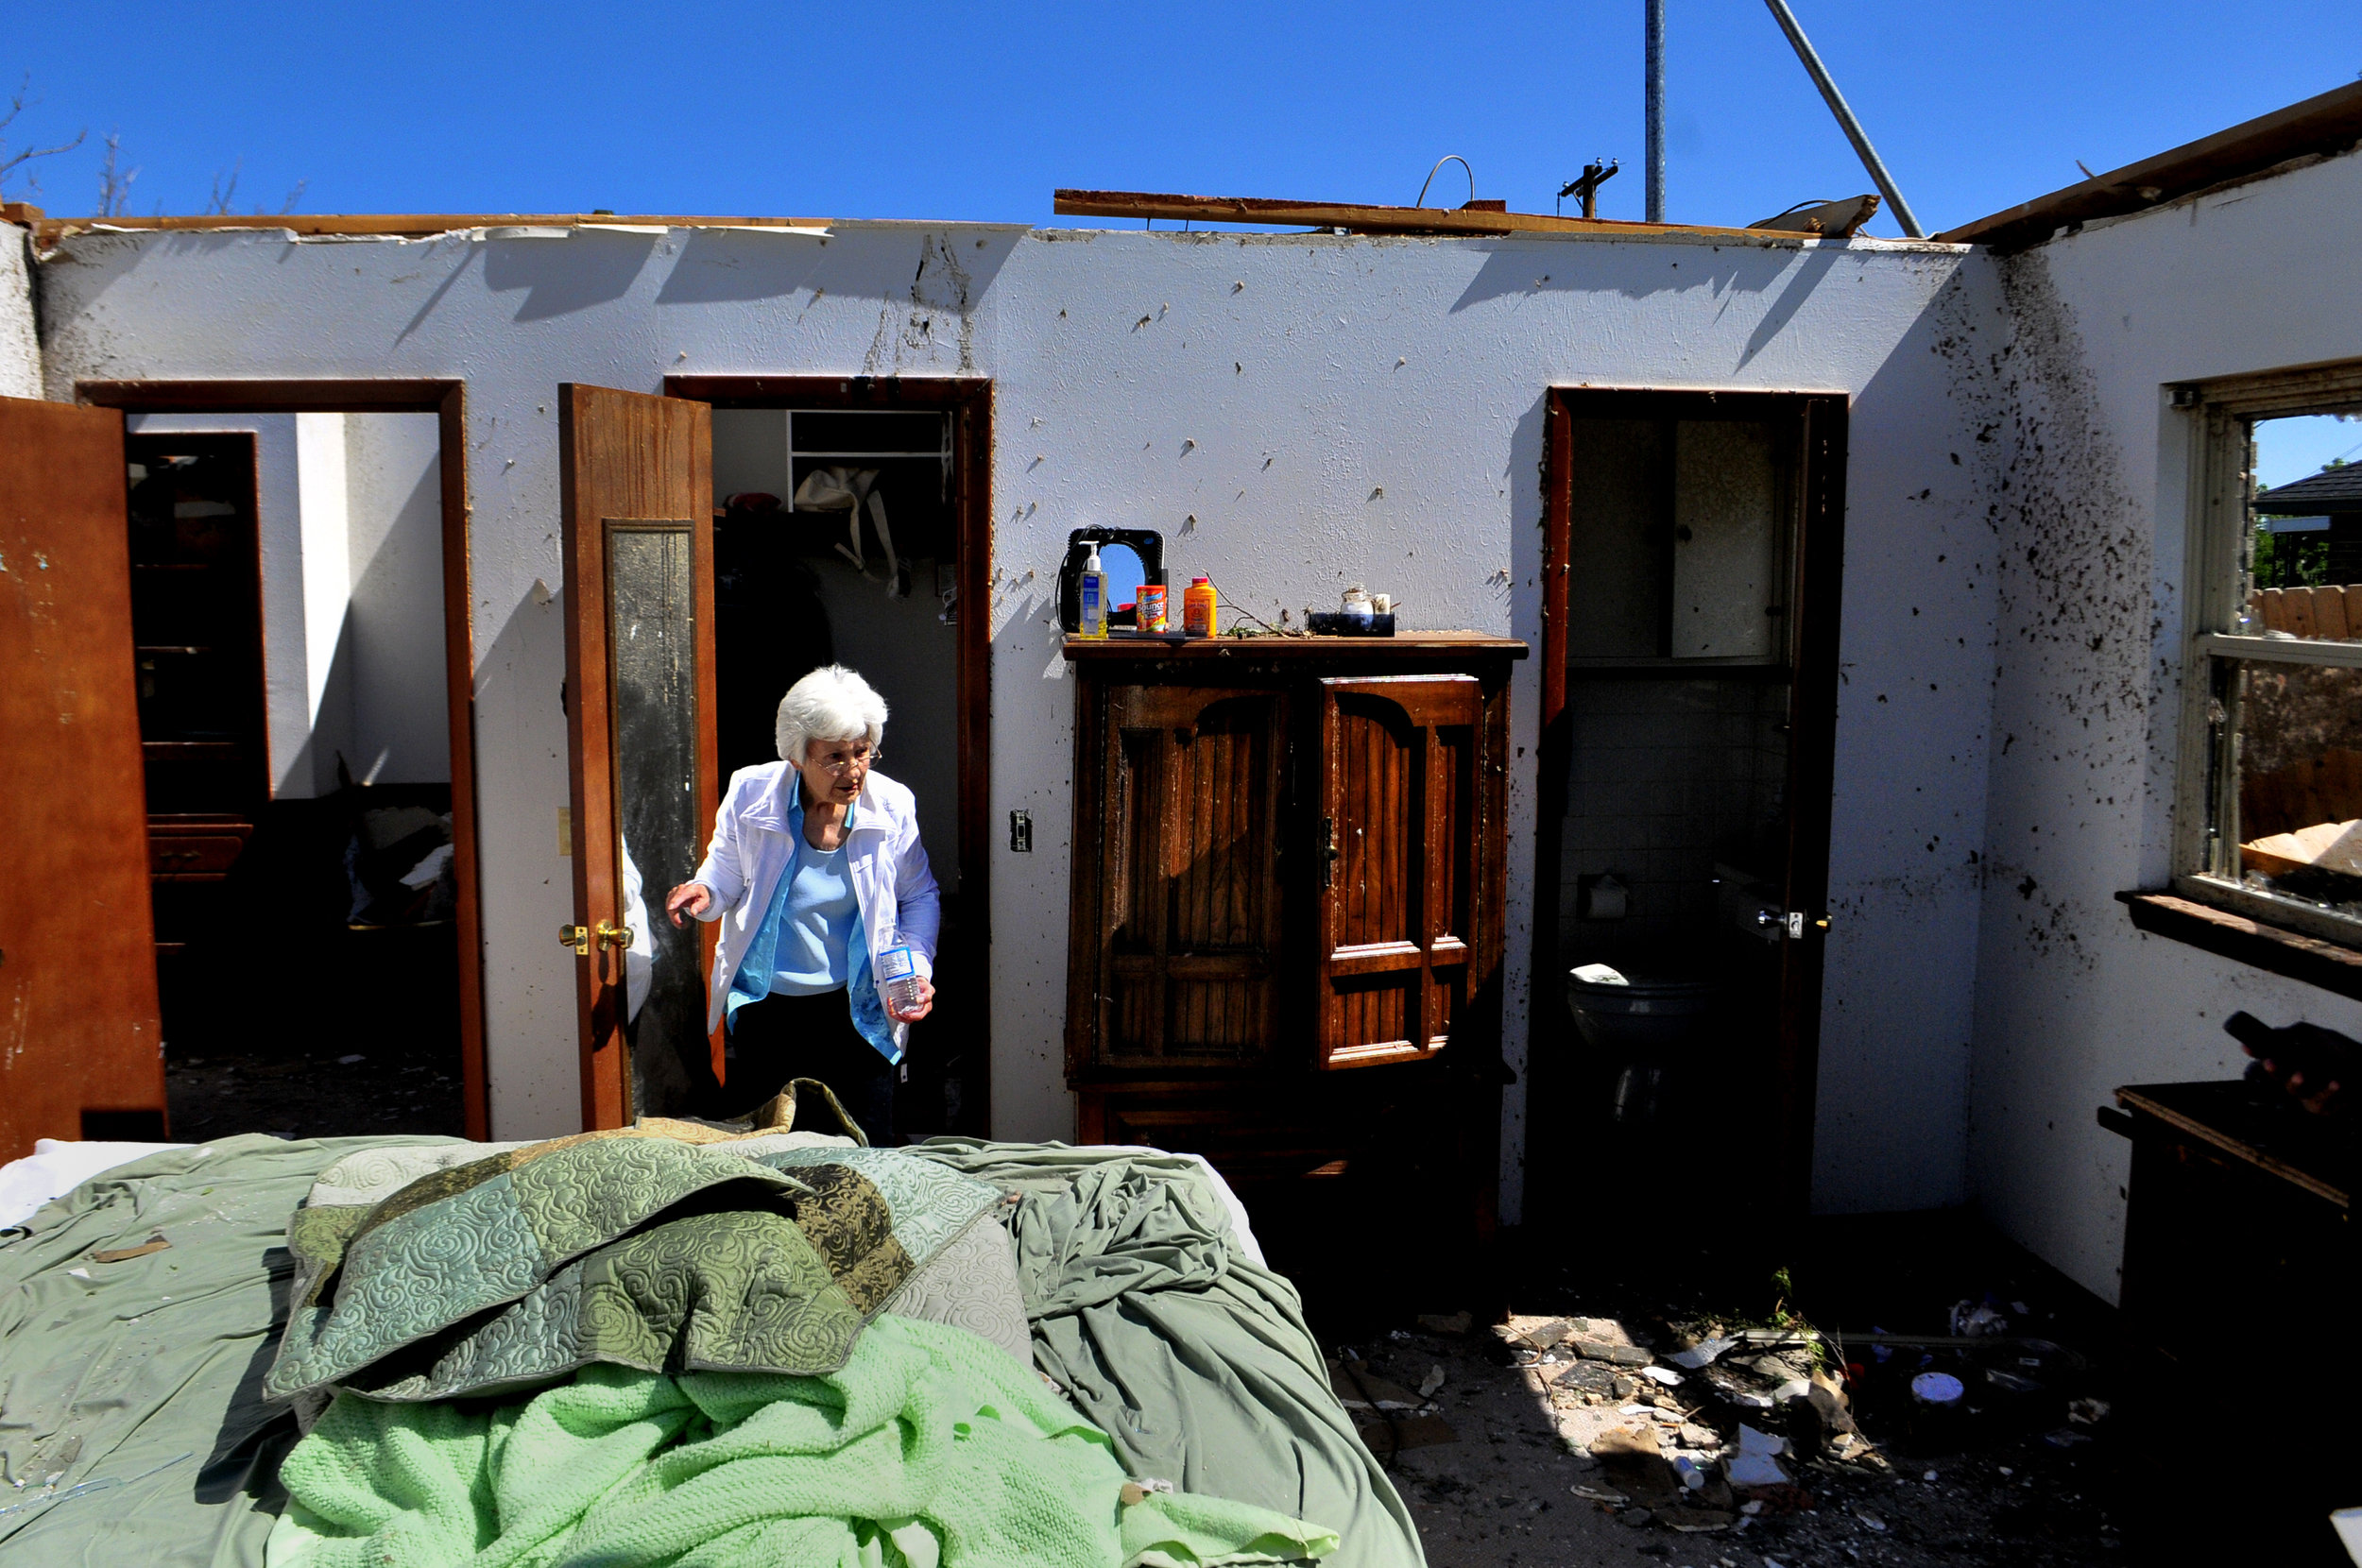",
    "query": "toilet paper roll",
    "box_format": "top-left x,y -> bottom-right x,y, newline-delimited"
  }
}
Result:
1580,875 -> 1629,920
